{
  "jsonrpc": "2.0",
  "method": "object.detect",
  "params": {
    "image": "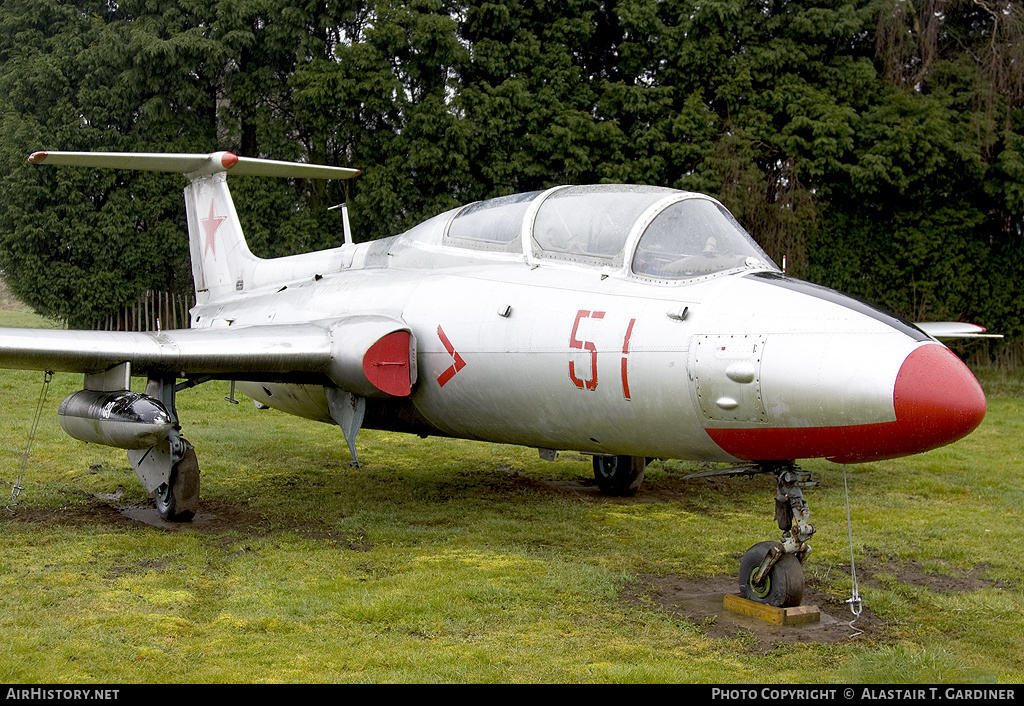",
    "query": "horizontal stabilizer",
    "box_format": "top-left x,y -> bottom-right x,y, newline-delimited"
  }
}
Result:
28,150 -> 360,180
916,322 -> 1003,339
29,149 -> 360,305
